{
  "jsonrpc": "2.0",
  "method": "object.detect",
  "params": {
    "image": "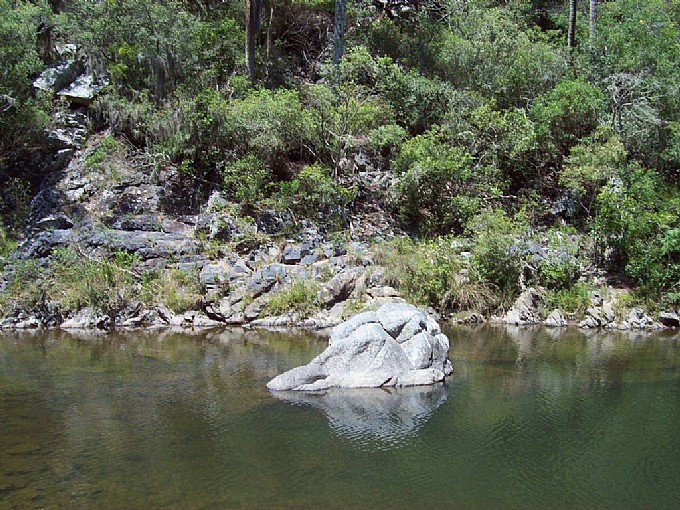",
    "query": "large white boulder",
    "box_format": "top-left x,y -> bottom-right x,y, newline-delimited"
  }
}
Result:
267,303 -> 453,391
